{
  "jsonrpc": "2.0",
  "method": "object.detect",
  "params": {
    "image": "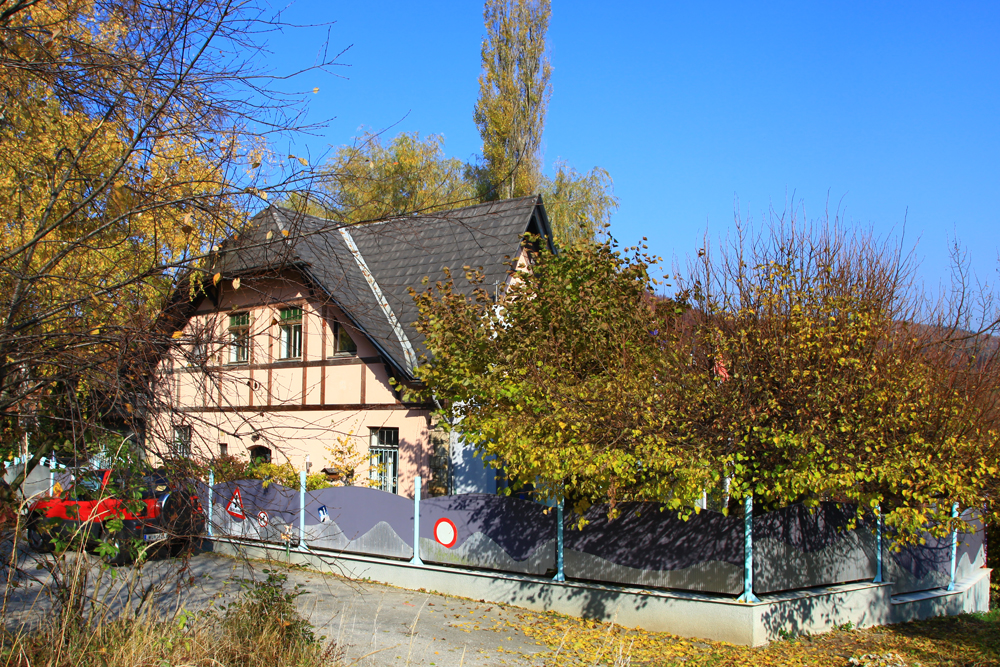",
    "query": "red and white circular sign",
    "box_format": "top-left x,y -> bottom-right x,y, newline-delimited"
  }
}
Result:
256,510 -> 269,528
434,518 -> 457,548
